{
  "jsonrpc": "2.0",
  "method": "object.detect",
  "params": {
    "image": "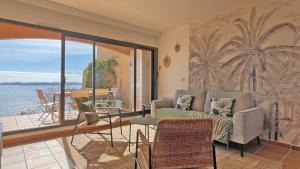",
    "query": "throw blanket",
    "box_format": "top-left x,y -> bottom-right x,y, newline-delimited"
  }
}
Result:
156,108 -> 233,144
